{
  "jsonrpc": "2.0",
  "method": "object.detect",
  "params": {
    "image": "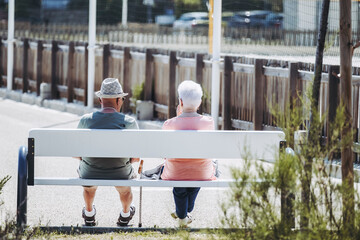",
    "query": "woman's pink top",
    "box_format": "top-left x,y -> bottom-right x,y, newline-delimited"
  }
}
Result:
160,114 -> 216,181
